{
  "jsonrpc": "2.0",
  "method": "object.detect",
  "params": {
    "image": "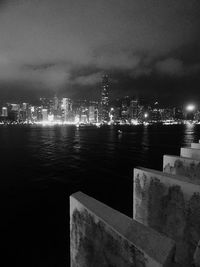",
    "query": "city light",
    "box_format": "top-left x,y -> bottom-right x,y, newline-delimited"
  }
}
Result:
0,86 -> 200,125
186,104 -> 195,112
